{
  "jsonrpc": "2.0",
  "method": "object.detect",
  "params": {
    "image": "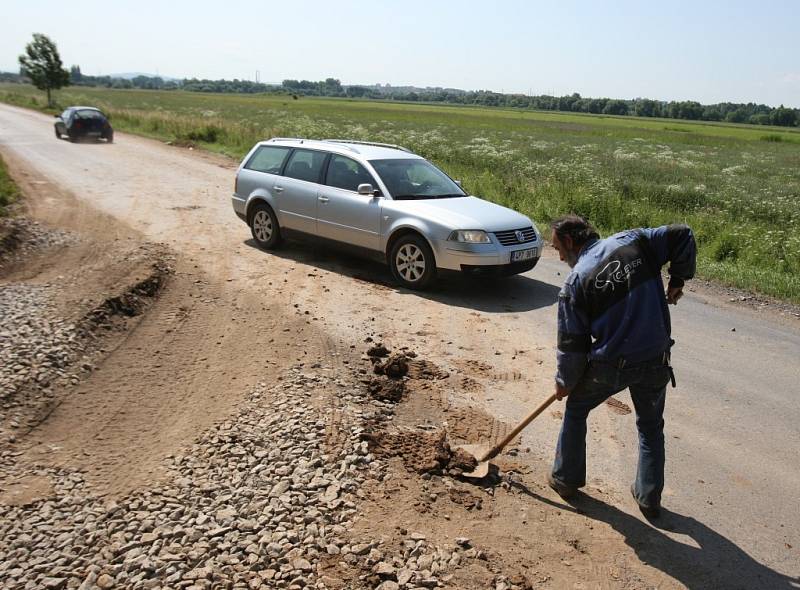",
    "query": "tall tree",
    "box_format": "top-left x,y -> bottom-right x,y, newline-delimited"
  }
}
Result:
69,65 -> 82,84
18,33 -> 70,107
